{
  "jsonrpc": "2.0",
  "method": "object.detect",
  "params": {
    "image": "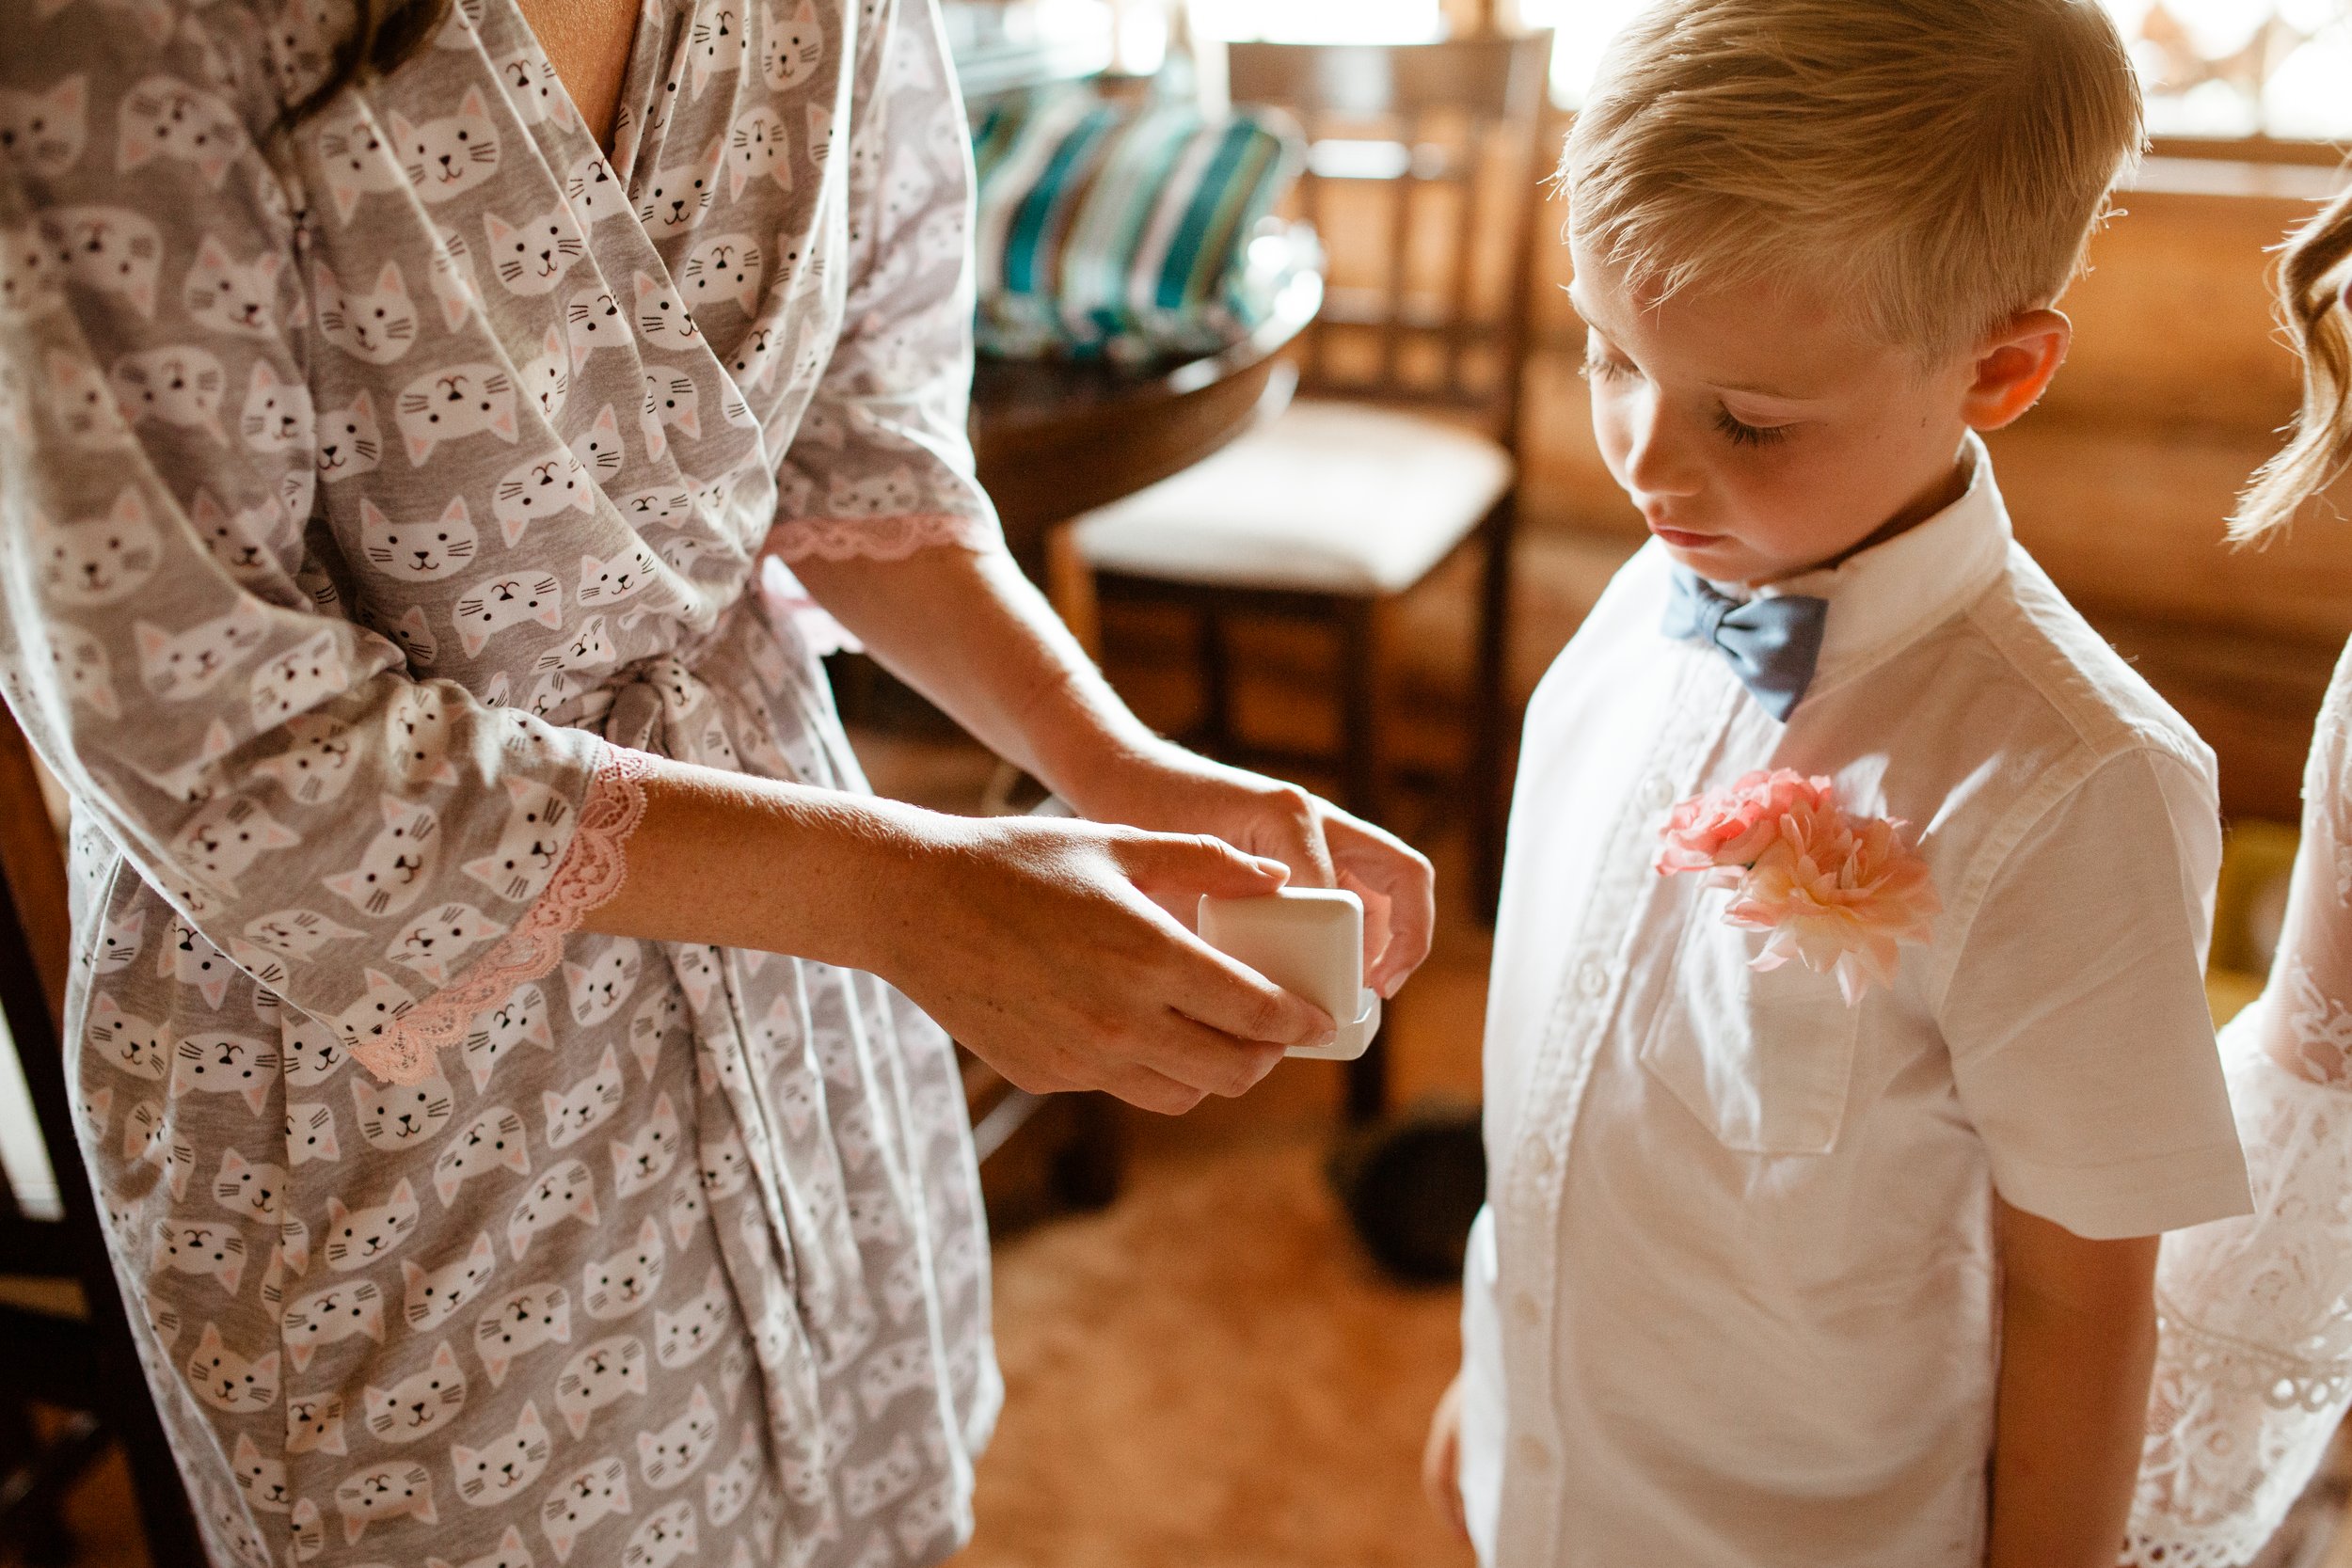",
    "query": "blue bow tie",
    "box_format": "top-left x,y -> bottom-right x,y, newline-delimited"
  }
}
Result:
1661,571 -> 1829,721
